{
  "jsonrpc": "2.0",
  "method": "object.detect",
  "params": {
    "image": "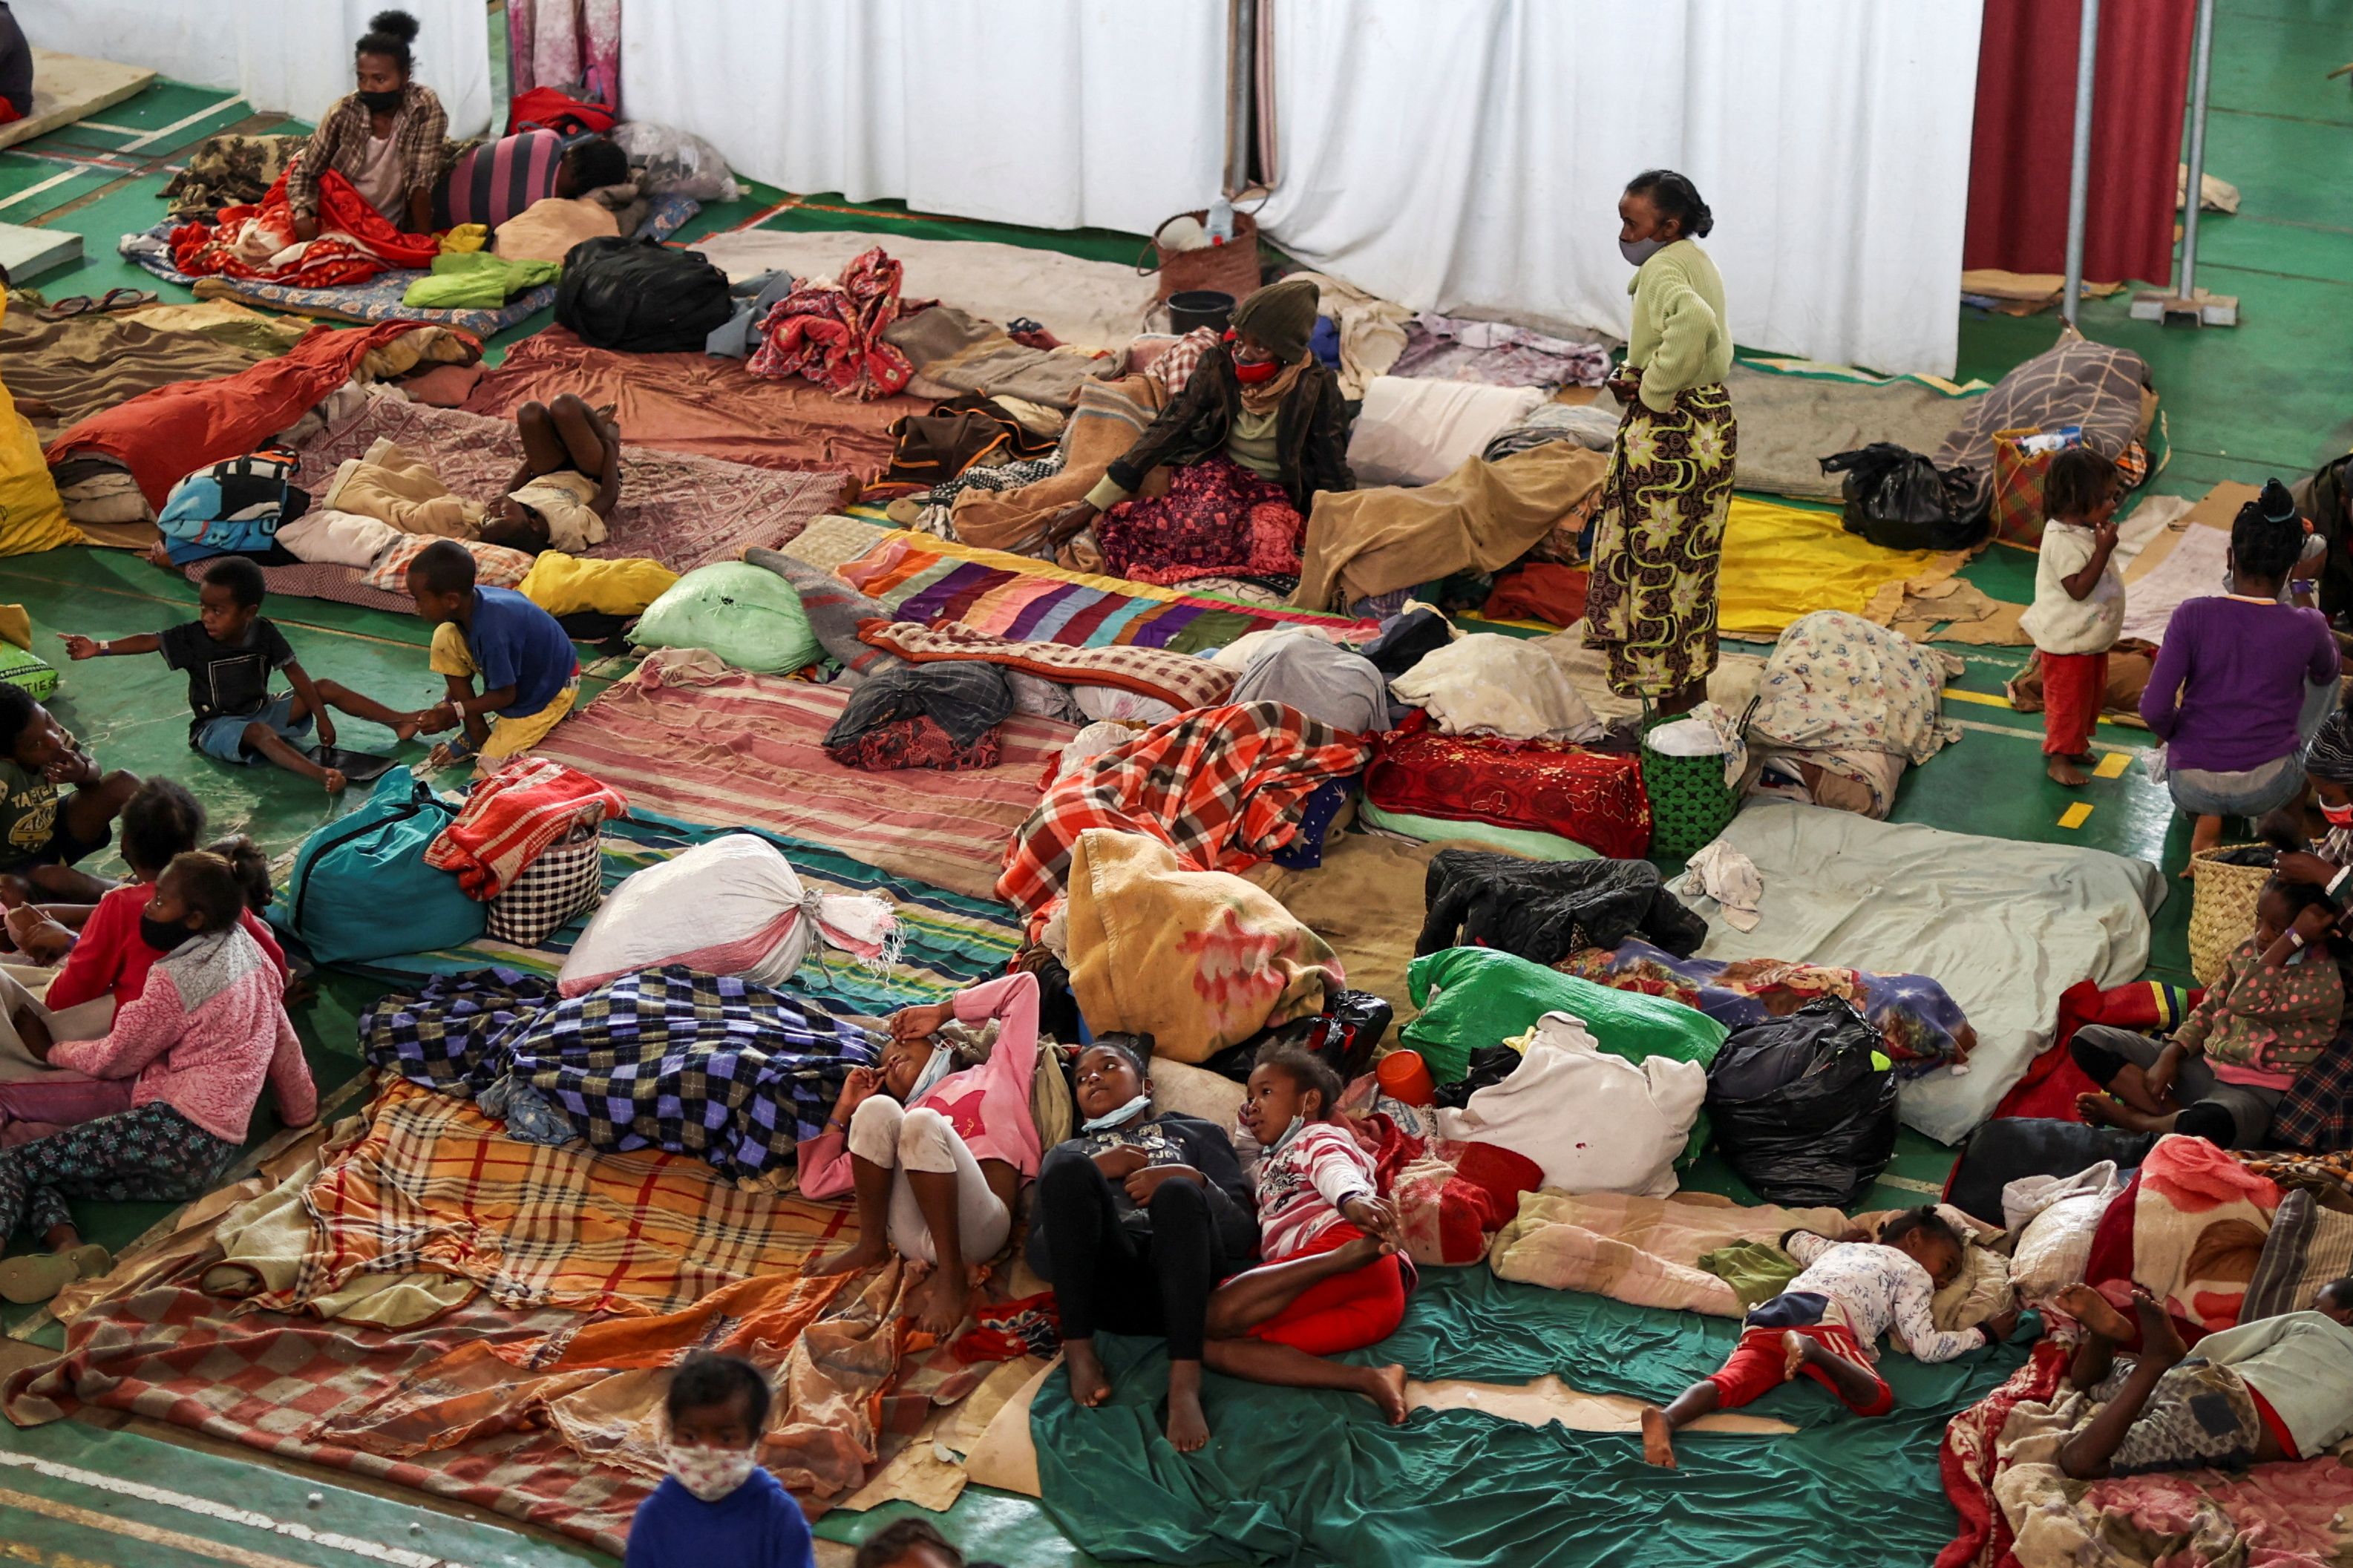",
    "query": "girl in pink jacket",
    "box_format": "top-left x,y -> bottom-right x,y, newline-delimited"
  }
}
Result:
0,850 -> 316,1305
